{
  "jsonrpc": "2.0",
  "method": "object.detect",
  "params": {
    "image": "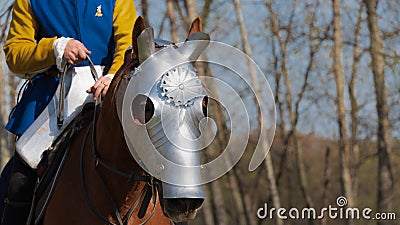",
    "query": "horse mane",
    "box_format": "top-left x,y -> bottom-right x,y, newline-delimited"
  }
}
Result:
106,49 -> 139,107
